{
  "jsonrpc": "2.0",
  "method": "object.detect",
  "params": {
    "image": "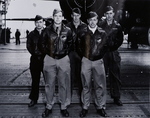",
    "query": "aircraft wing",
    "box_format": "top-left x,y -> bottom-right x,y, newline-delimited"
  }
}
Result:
4,18 -> 35,21
4,17 -> 53,21
43,0 -> 59,1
